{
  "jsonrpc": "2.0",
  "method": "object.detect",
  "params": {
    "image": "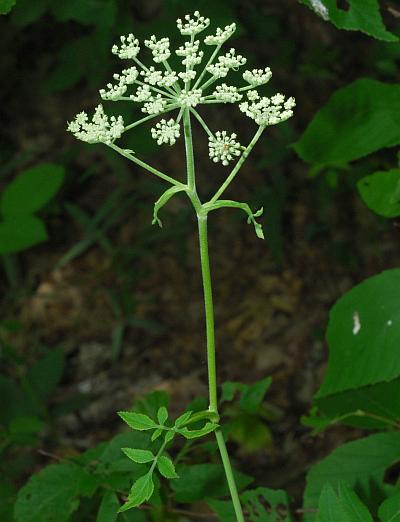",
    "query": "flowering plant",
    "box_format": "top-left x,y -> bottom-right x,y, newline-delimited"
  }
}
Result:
67,11 -> 295,520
